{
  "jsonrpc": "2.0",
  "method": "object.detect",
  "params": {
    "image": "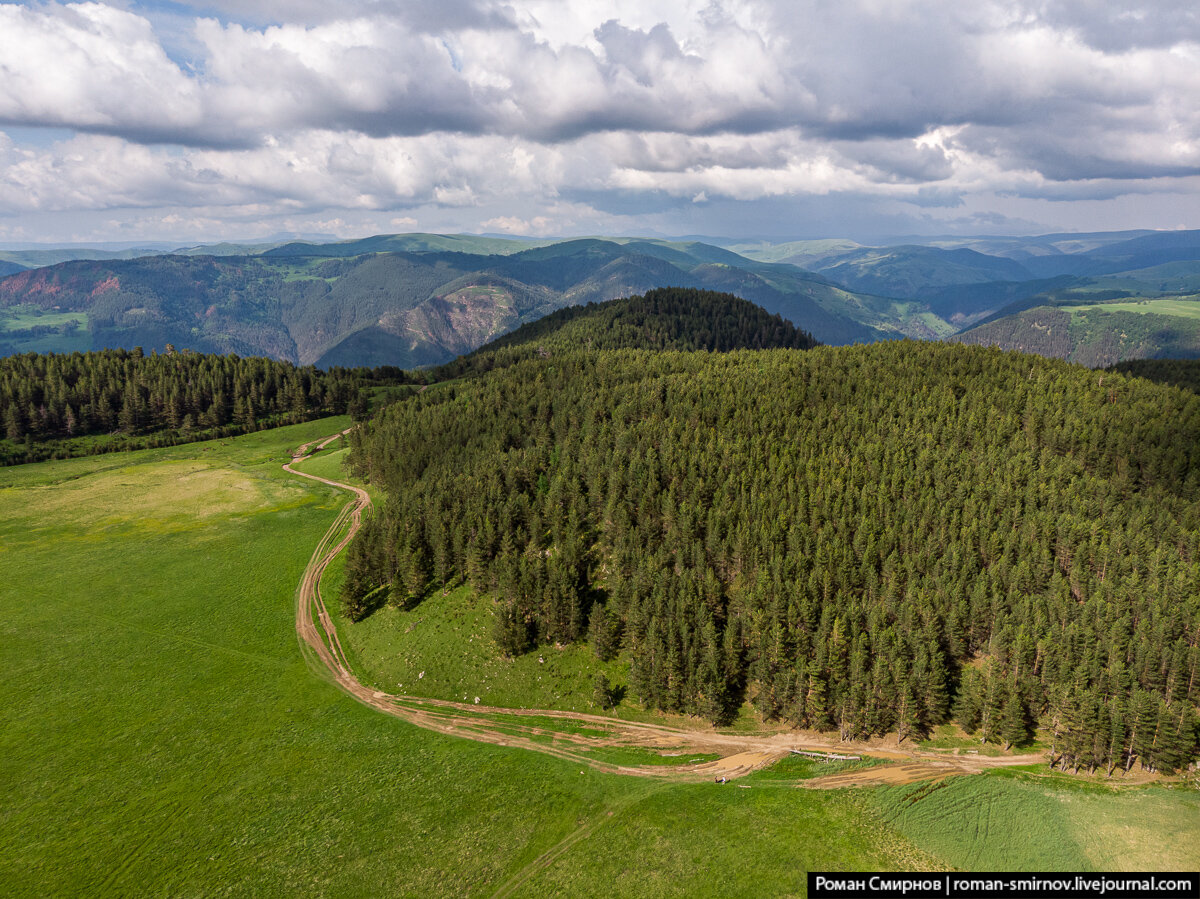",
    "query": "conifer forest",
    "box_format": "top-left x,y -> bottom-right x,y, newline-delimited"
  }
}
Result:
343,316 -> 1200,774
